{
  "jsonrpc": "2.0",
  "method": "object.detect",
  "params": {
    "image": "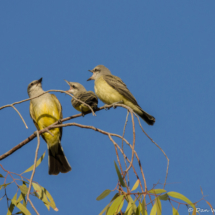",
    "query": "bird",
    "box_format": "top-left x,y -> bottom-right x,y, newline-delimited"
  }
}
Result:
87,65 -> 155,125
65,80 -> 98,115
27,78 -> 71,175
